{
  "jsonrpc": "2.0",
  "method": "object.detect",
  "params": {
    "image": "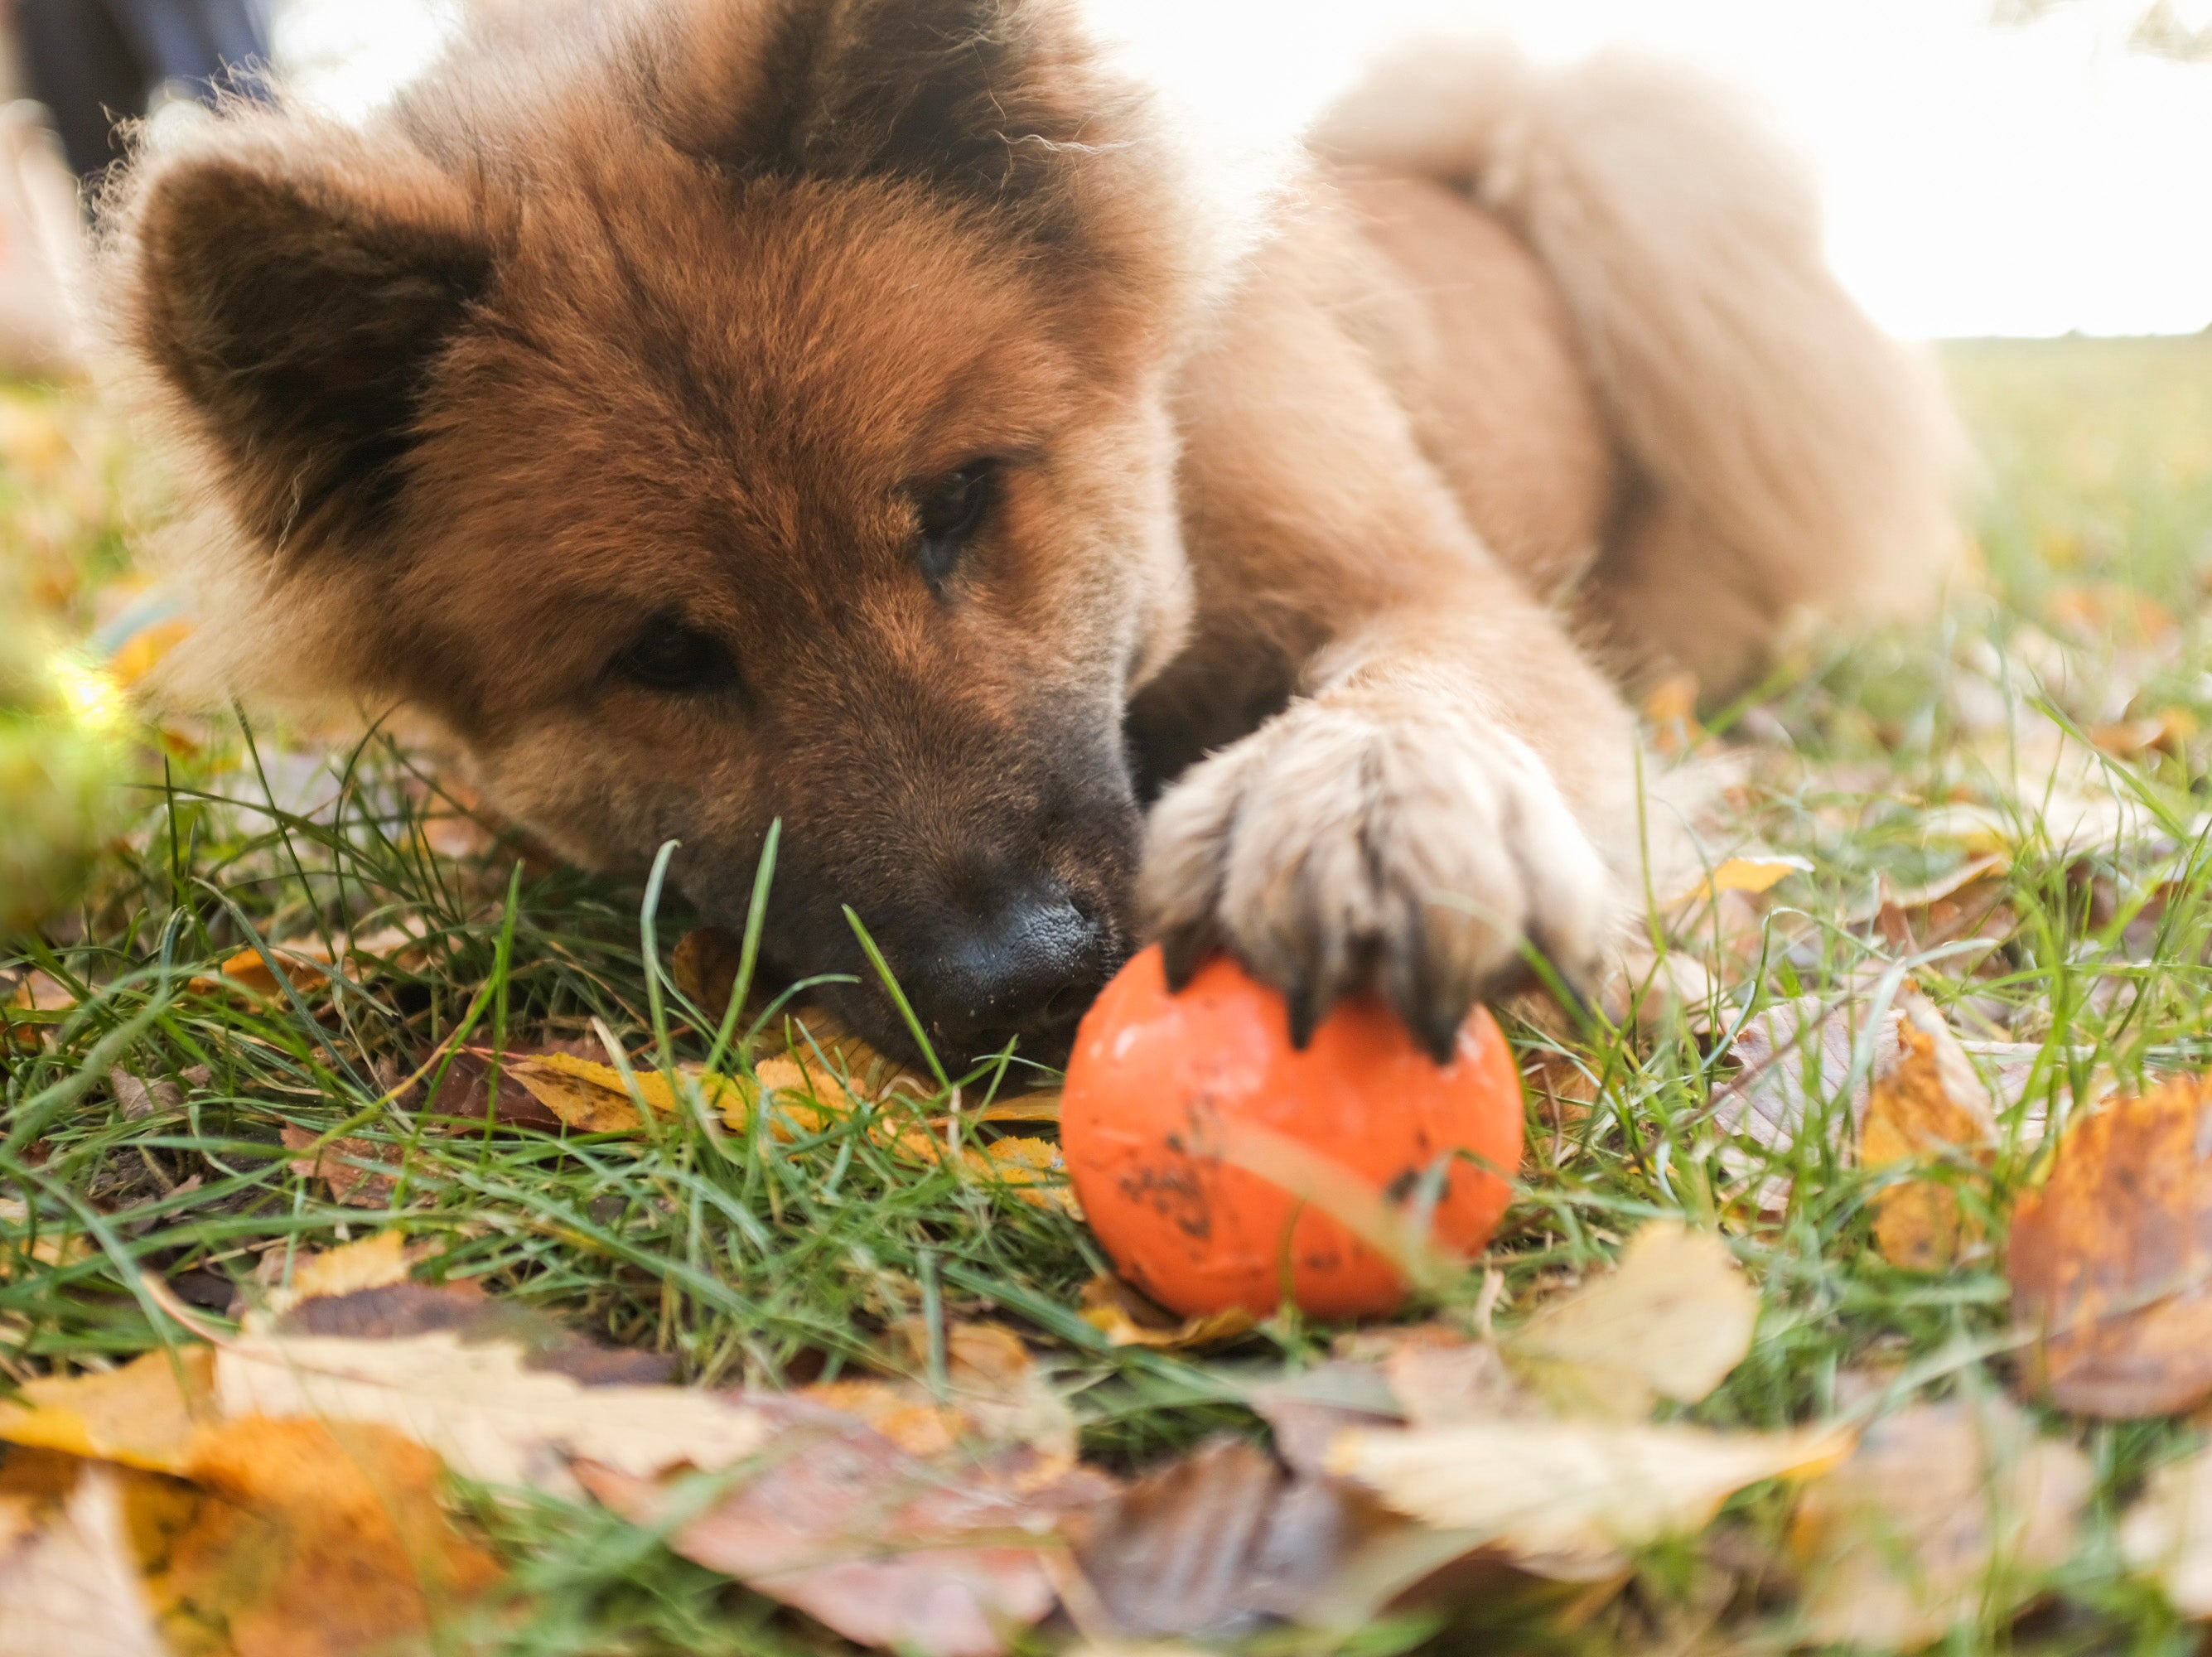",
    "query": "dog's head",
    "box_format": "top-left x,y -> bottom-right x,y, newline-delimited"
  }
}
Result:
109,0 -> 1212,1068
